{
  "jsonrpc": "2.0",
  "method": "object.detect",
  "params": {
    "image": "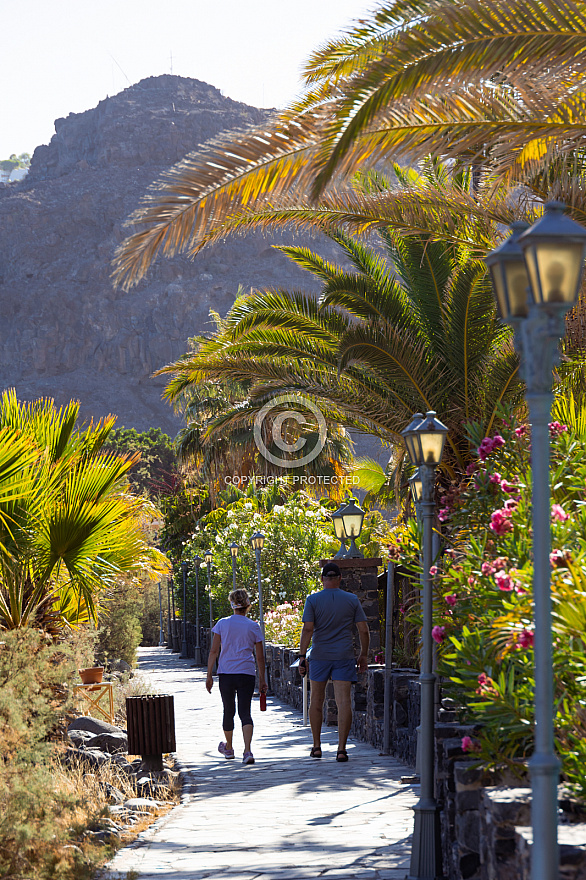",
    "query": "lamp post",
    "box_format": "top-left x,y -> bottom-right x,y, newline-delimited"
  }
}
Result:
485,202 -> 586,880
250,532 -> 266,640
166,577 -> 172,648
339,498 -> 365,558
331,503 -> 349,558
229,542 -> 238,590
170,569 -> 178,652
402,409 -> 448,880
205,549 -> 213,632
157,581 -> 165,647
193,555 -> 202,665
180,561 -> 189,658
